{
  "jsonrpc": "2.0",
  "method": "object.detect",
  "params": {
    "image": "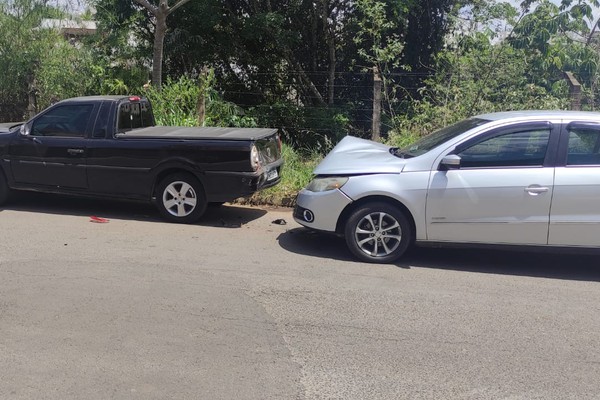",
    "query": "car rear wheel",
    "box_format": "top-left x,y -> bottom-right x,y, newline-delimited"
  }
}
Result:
344,202 -> 412,263
156,173 -> 207,224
